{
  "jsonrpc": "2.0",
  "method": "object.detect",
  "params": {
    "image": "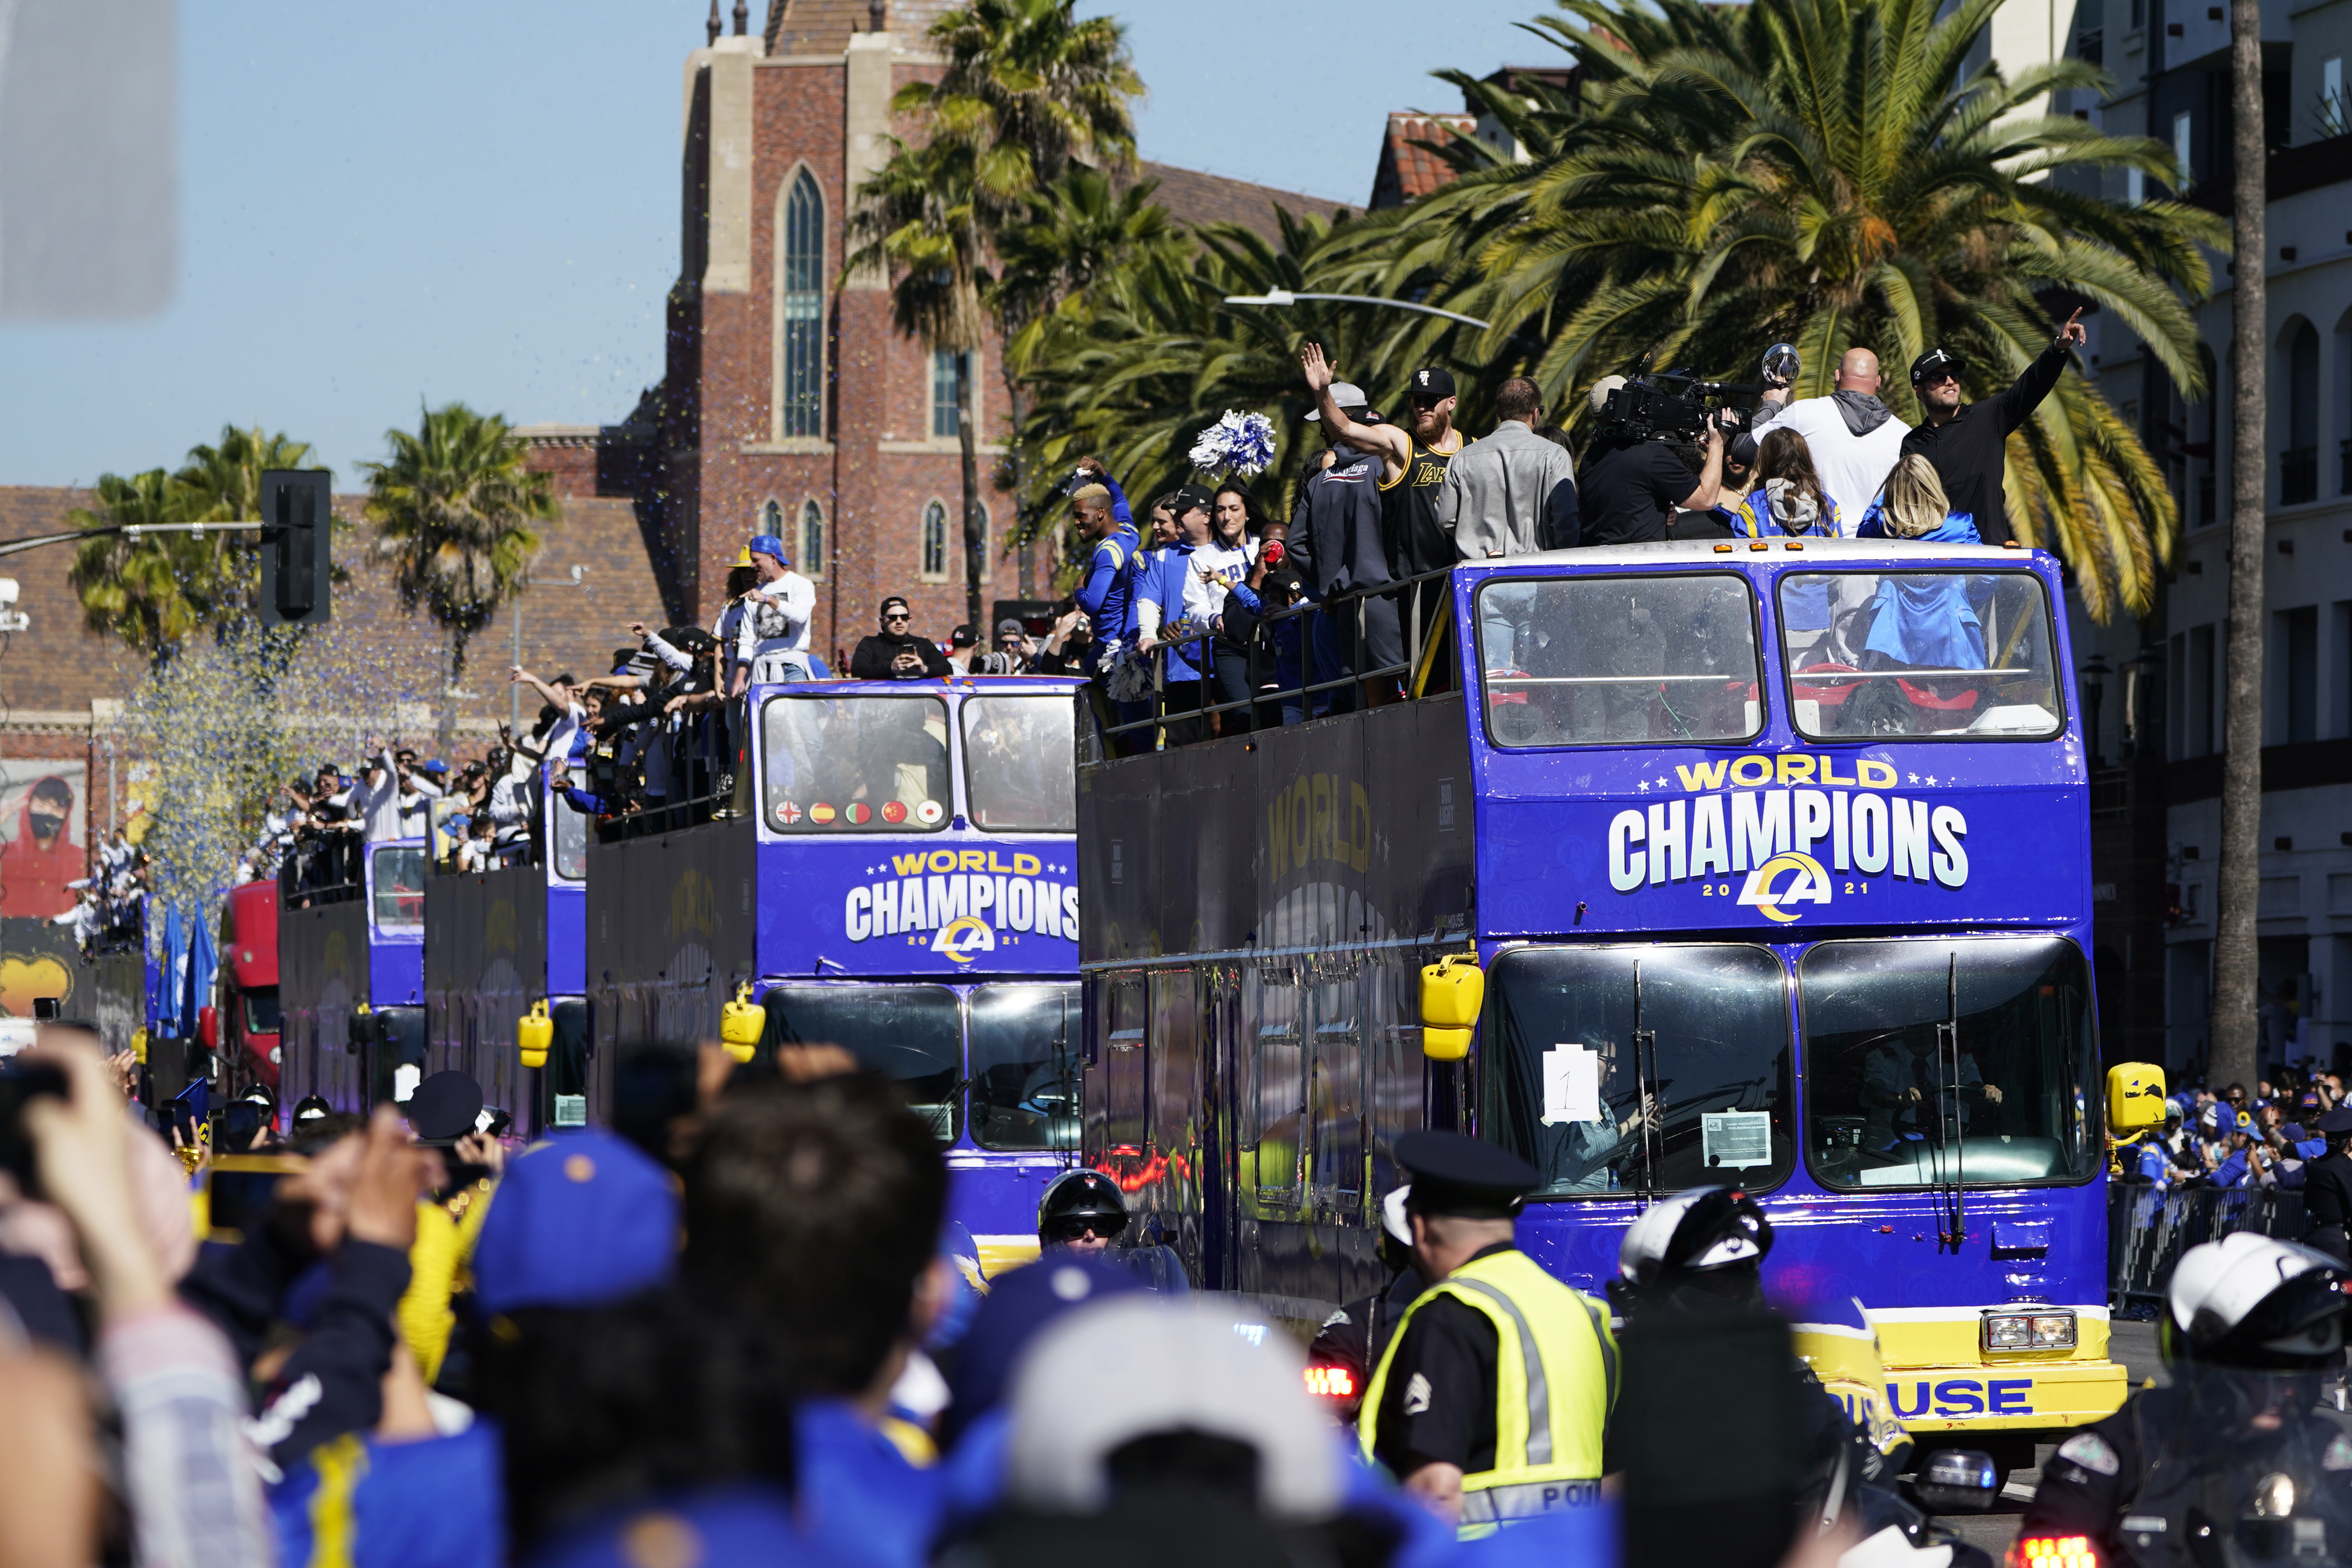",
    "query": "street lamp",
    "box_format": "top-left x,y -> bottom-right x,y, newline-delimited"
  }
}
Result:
1221,288 -> 1493,332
